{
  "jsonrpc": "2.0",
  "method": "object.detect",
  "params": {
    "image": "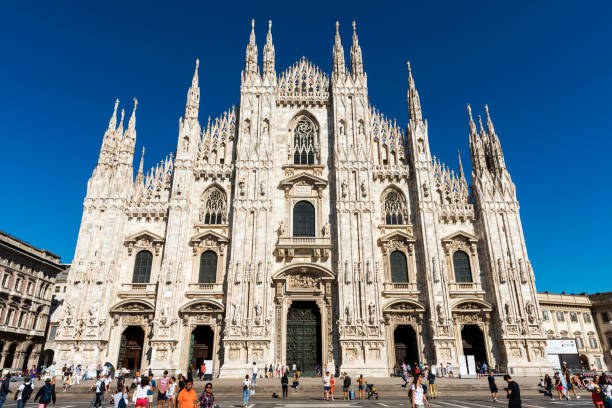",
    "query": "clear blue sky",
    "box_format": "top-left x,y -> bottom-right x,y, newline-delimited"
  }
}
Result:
1,1 -> 610,293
